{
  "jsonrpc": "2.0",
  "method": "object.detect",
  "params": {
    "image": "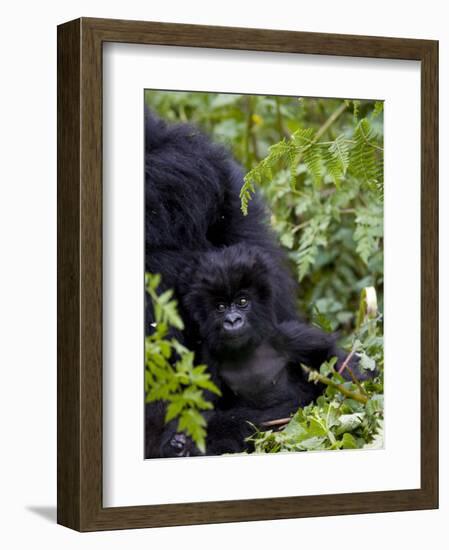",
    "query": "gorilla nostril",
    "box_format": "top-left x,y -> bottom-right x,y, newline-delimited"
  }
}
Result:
224,313 -> 244,331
